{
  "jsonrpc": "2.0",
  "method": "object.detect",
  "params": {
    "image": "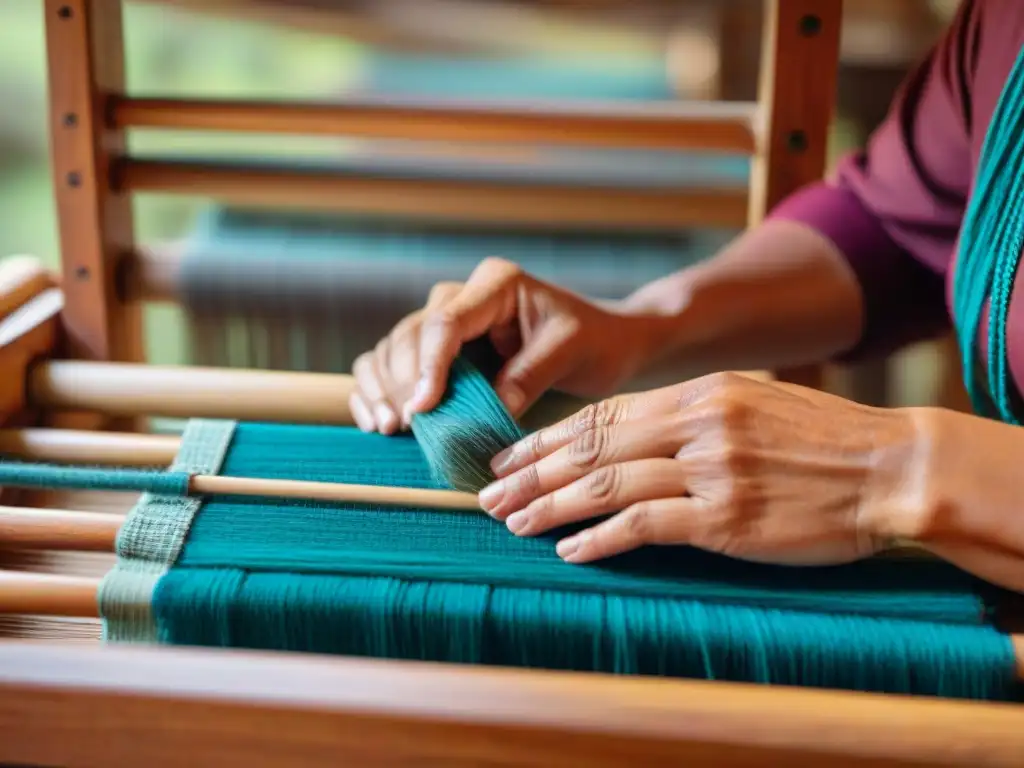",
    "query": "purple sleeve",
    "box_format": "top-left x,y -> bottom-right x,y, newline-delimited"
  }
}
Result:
768,0 -> 982,360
